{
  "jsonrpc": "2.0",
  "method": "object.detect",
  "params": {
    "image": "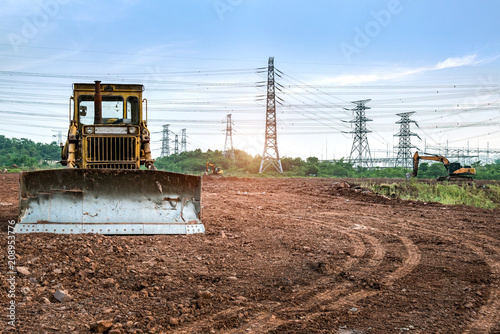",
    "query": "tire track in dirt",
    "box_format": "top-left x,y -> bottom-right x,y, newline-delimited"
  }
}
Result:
379,232 -> 421,285
280,218 -> 387,314
172,212 -> 360,333
342,227 -> 368,270
461,232 -> 500,334
308,216 -> 420,285
363,215 -> 500,334
288,216 -> 420,317
278,218 -> 370,305
191,215 -> 382,334
223,312 -> 286,334
171,307 -> 246,334
461,242 -> 500,334
218,215 -> 421,333
174,215 -> 373,334
358,231 -> 386,269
